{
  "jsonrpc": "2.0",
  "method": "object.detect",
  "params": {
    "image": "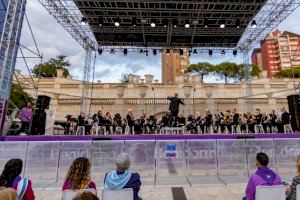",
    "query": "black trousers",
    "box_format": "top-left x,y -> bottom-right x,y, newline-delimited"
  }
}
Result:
20,121 -> 30,134
169,110 -> 179,127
